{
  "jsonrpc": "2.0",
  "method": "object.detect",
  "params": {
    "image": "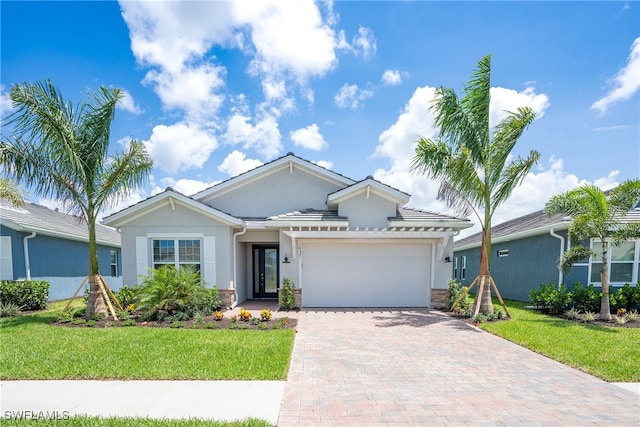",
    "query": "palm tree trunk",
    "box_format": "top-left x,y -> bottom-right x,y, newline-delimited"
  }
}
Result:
474,226 -> 494,314
86,216 -> 107,319
599,240 -> 612,320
